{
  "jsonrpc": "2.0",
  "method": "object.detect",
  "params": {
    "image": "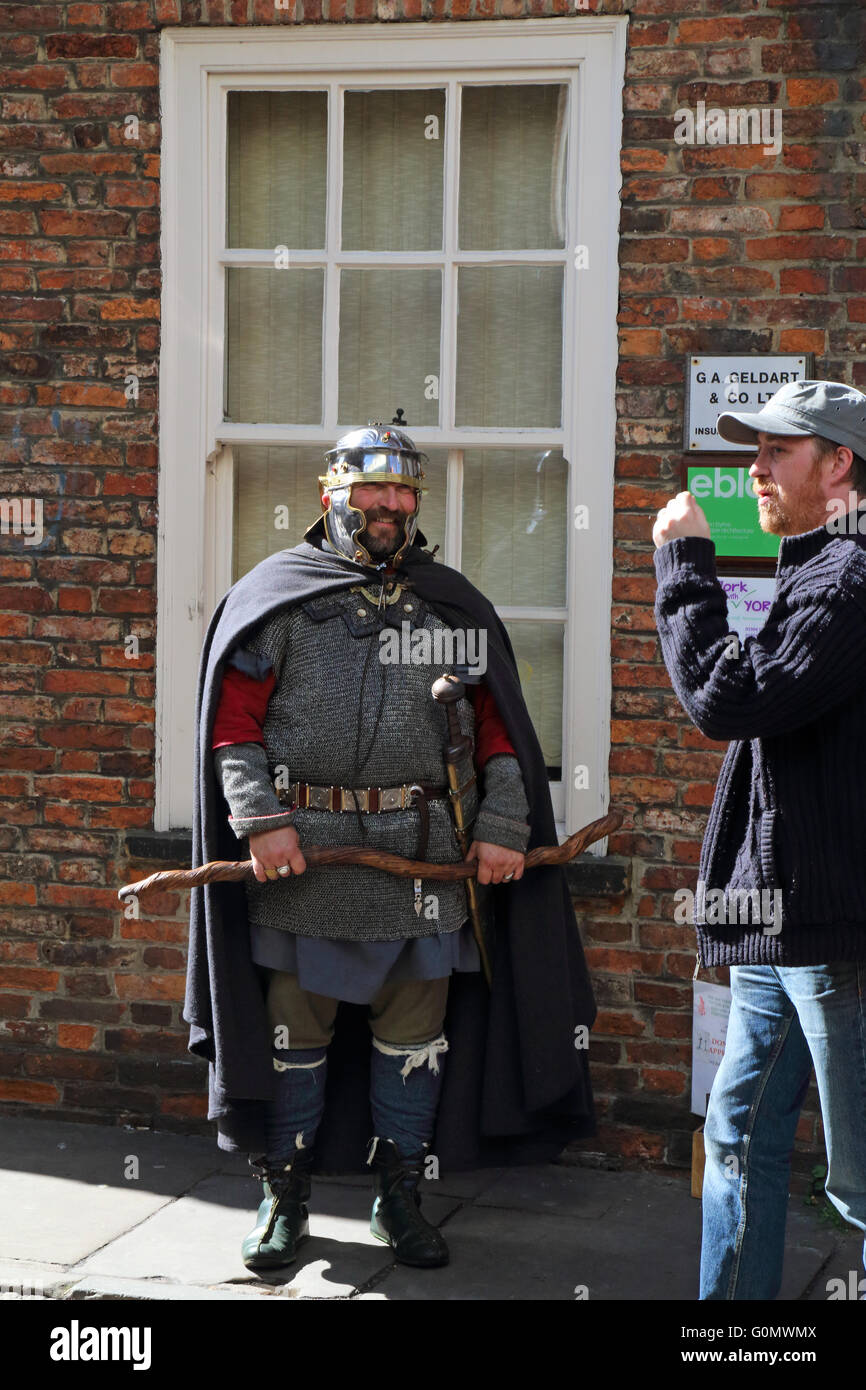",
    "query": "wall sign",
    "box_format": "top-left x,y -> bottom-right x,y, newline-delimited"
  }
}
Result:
692,980 -> 732,1117
719,575 -> 777,643
685,462 -> 780,561
684,354 -> 810,453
